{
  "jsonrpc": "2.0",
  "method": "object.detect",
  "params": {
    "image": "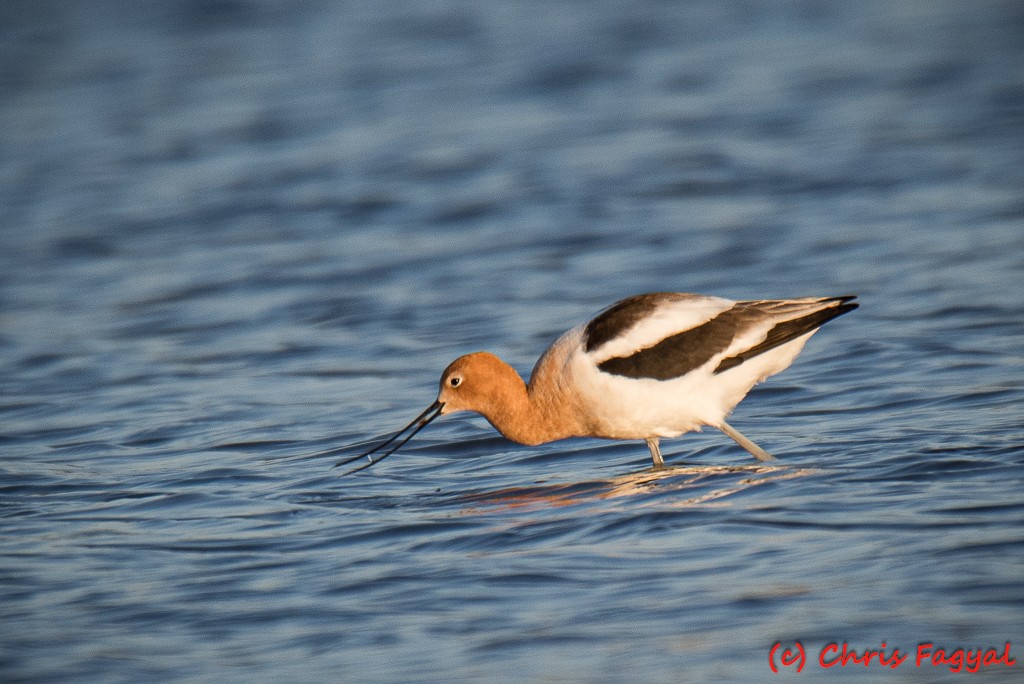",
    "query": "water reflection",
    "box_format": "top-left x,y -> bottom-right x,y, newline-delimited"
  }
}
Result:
458,463 -> 815,512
